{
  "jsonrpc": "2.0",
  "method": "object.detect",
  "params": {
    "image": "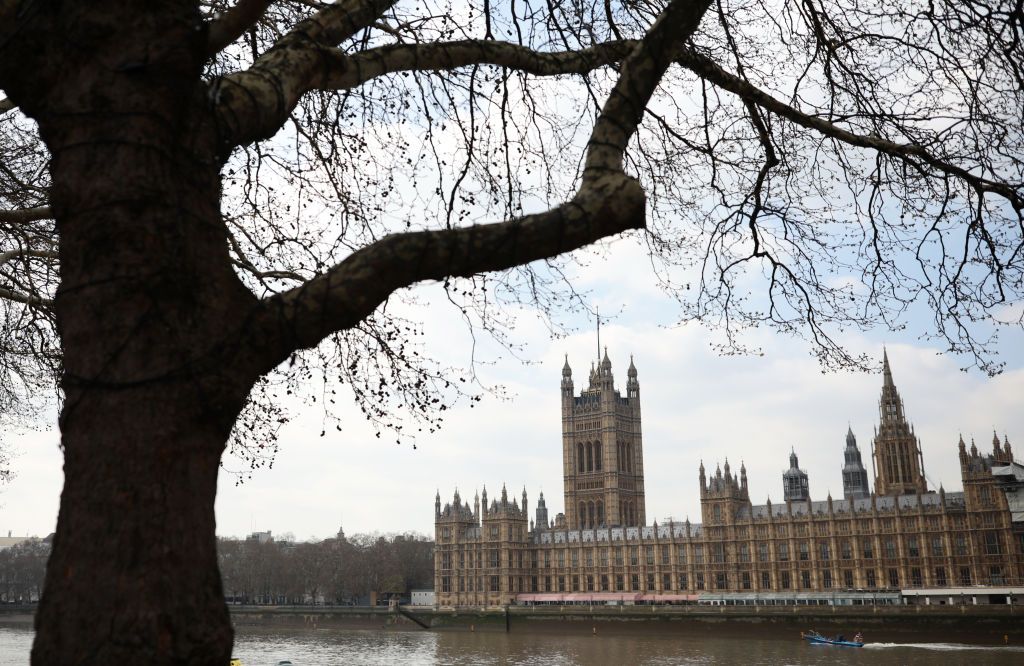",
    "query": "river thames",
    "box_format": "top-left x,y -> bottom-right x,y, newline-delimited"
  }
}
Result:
3,625 -> 1024,665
